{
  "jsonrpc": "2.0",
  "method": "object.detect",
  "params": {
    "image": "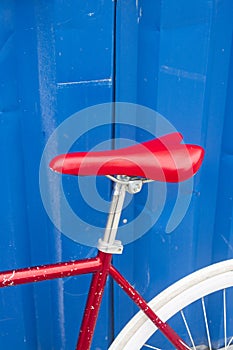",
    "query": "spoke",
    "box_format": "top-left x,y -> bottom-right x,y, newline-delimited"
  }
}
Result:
180,339 -> 192,350
226,337 -> 233,349
201,297 -> 212,350
180,310 -> 196,350
143,344 -> 162,350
